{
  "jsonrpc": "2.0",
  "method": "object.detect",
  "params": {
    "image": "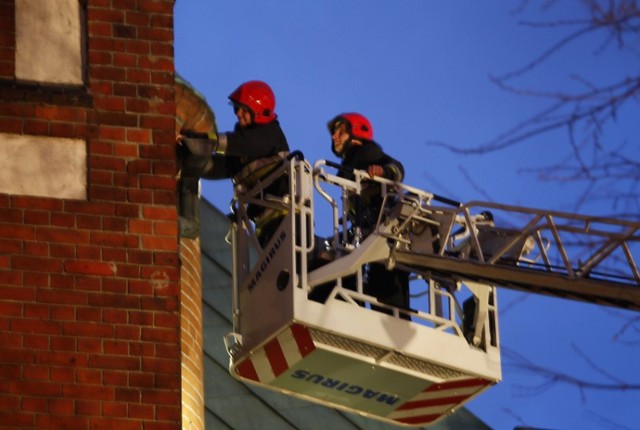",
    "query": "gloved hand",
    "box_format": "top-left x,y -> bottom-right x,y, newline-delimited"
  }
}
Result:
176,129 -> 219,156
180,129 -> 211,140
